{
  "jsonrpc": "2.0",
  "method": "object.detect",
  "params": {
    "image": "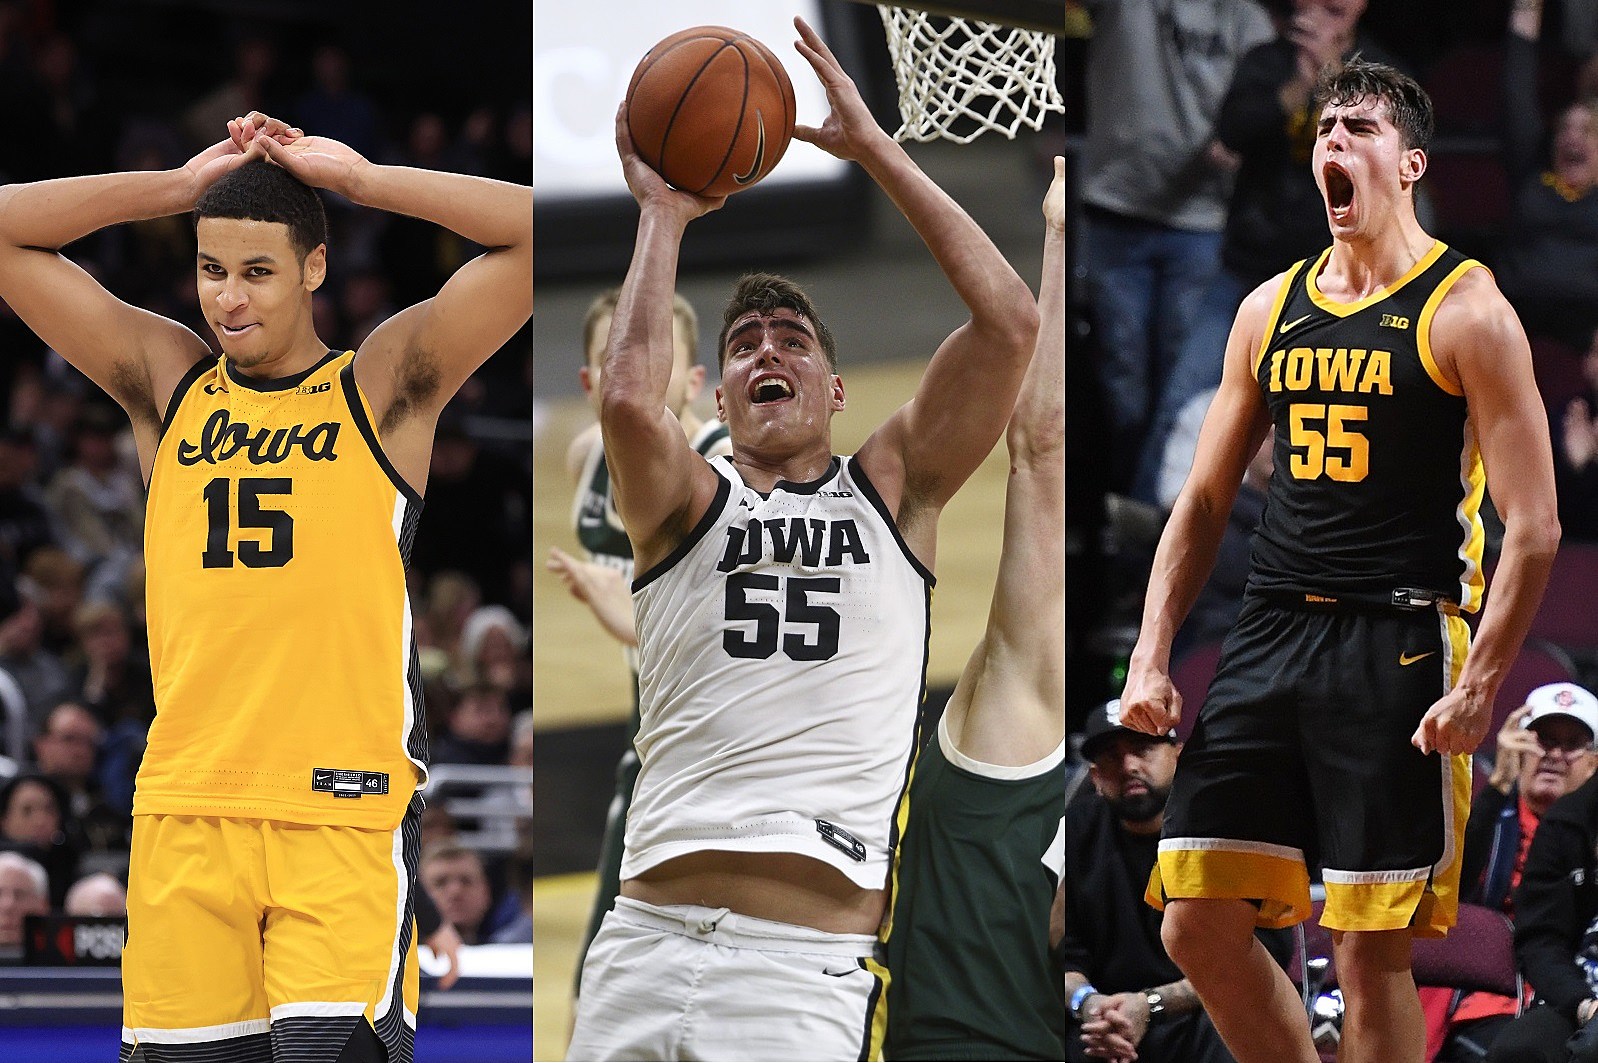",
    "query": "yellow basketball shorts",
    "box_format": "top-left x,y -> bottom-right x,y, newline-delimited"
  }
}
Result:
121,795 -> 422,1062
